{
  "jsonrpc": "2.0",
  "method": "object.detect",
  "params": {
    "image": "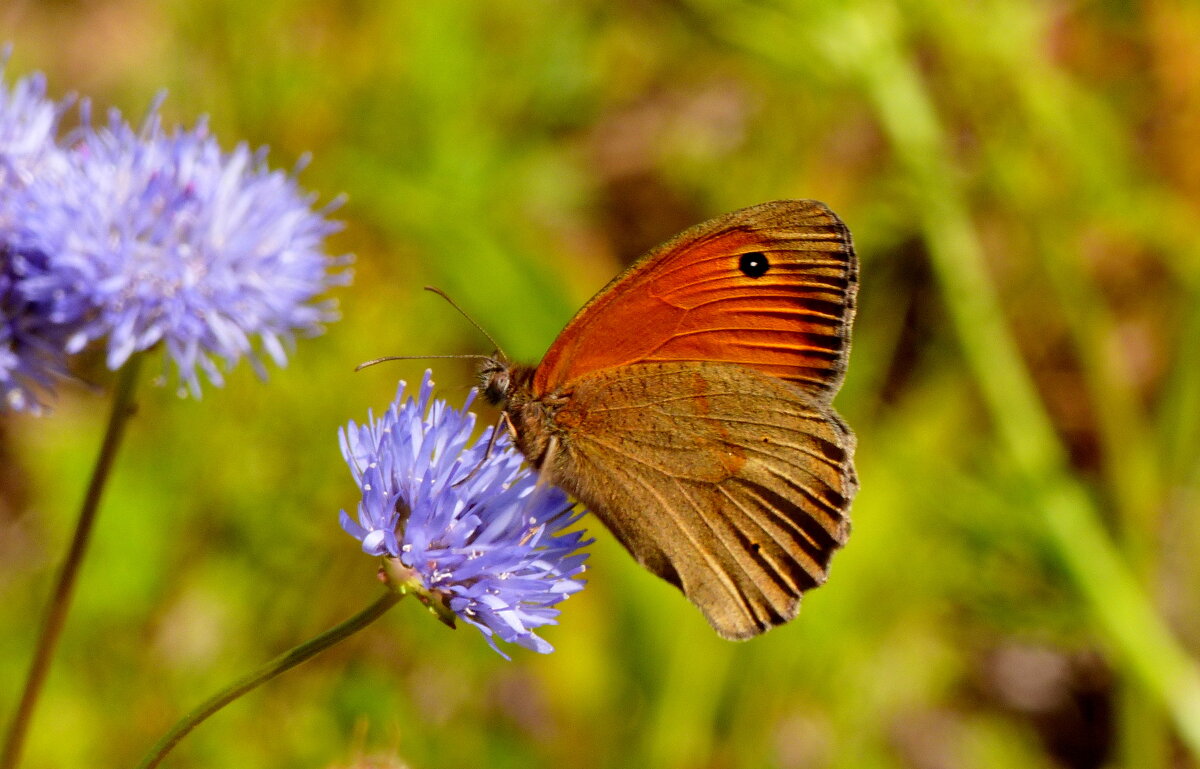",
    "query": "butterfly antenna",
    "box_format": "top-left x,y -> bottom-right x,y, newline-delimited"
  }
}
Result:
424,286 -> 507,359
355,354 -> 491,372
